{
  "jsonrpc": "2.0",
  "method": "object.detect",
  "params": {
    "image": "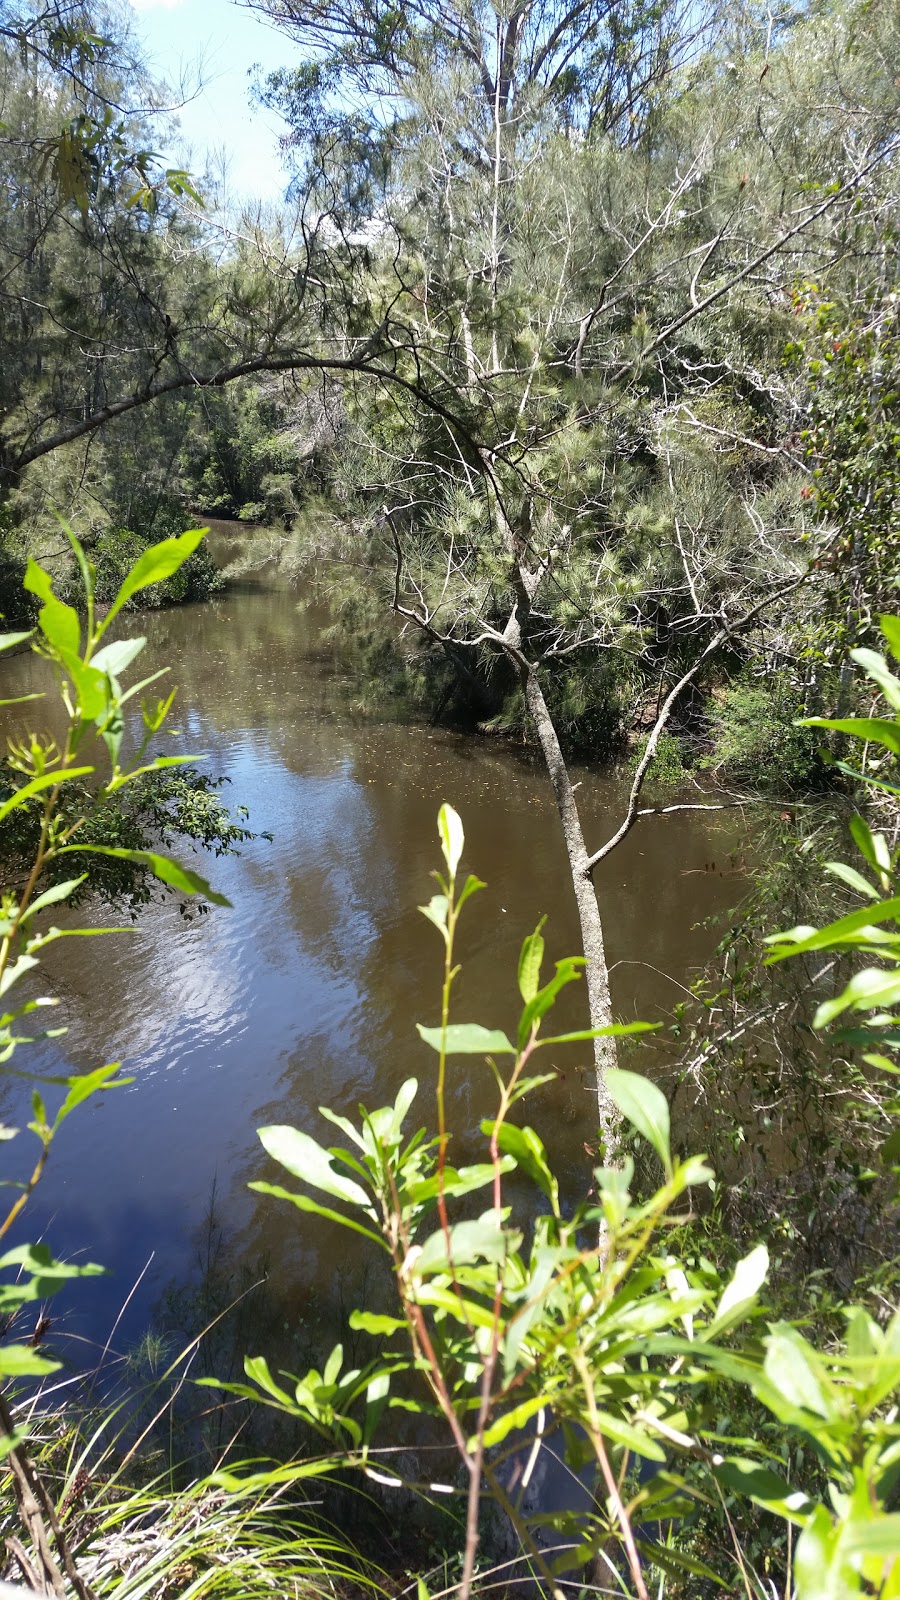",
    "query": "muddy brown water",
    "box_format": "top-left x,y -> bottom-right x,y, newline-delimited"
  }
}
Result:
0,524 -> 745,1371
